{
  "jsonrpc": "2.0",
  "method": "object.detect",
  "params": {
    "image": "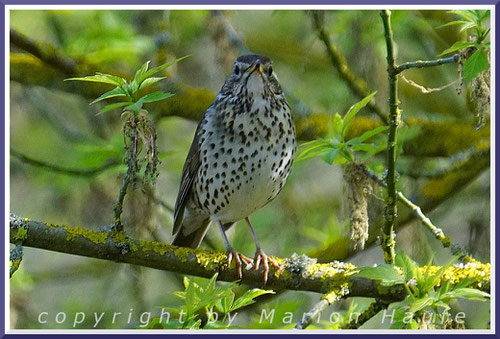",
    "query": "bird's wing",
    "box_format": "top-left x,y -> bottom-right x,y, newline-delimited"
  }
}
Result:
172,111 -> 207,235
